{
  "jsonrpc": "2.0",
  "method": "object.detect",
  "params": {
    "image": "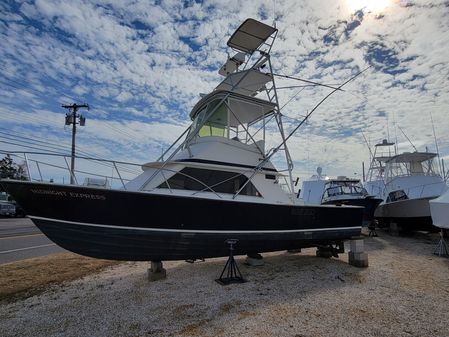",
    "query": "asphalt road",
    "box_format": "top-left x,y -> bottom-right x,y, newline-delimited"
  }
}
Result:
0,217 -> 65,264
